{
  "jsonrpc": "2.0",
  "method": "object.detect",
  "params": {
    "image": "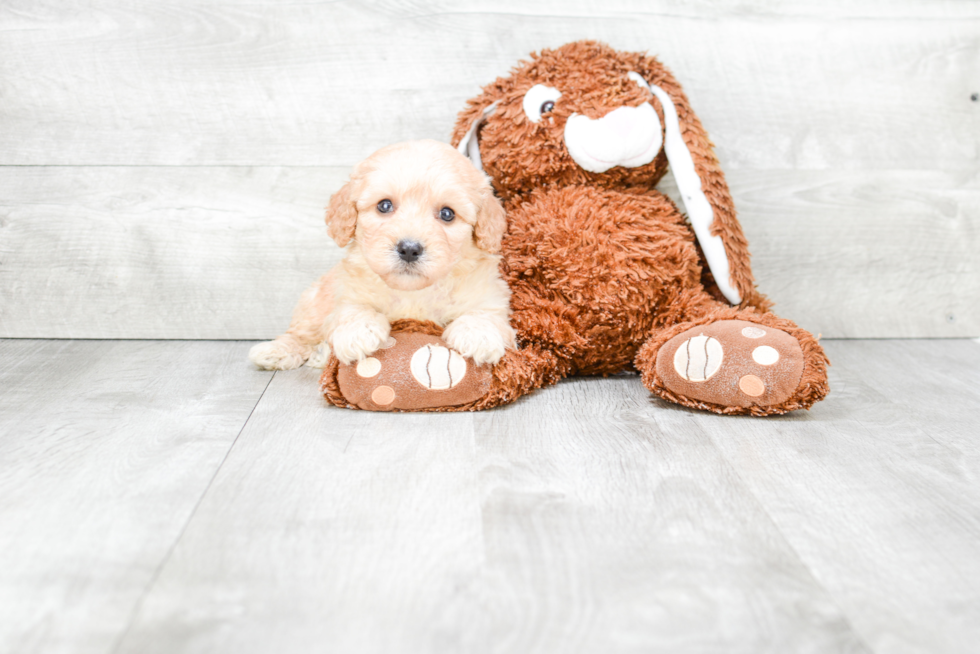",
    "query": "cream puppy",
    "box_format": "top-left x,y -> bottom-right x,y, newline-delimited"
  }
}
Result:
250,140 -> 515,371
